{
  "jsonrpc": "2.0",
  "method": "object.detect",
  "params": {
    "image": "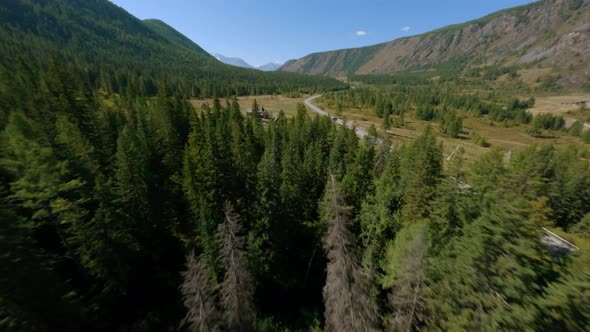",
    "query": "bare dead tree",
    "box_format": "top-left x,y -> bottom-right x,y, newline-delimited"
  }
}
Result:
218,202 -> 254,332
322,174 -> 379,332
180,250 -> 220,332
386,226 -> 426,332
